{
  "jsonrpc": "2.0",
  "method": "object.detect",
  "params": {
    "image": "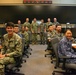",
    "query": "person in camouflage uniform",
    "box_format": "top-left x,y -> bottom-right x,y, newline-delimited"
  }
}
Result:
31,18 -> 38,44
39,19 -> 46,44
17,20 -> 22,31
23,18 -> 31,31
25,26 -> 31,45
14,25 -> 22,38
55,24 -> 64,40
47,25 -> 56,49
0,22 -> 22,75
45,18 -> 53,32
20,26 -> 29,47
53,18 -> 59,25
52,24 -> 57,36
